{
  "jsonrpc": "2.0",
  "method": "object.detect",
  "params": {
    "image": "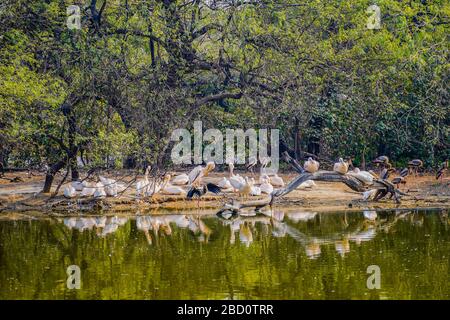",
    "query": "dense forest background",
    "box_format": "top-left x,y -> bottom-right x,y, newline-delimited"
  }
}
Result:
0,1 -> 448,187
